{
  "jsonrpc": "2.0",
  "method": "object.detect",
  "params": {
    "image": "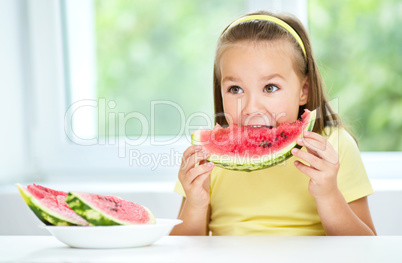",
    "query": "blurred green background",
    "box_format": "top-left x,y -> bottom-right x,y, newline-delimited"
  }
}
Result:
95,0 -> 245,138
94,0 -> 401,151
309,0 -> 402,151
